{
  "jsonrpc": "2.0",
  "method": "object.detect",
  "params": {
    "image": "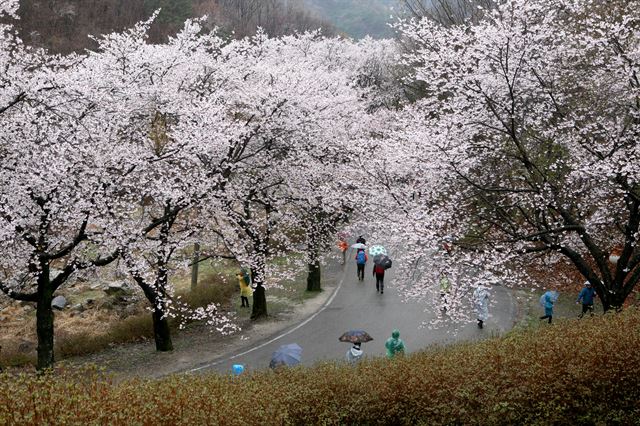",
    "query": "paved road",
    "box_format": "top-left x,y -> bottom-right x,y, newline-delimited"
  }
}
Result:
189,253 -> 518,375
